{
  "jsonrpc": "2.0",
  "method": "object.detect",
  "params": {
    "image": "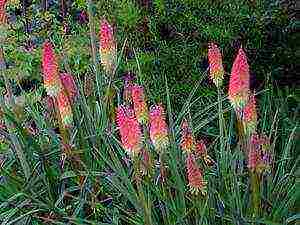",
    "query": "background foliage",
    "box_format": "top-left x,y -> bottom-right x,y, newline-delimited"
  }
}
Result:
2,0 -> 298,107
